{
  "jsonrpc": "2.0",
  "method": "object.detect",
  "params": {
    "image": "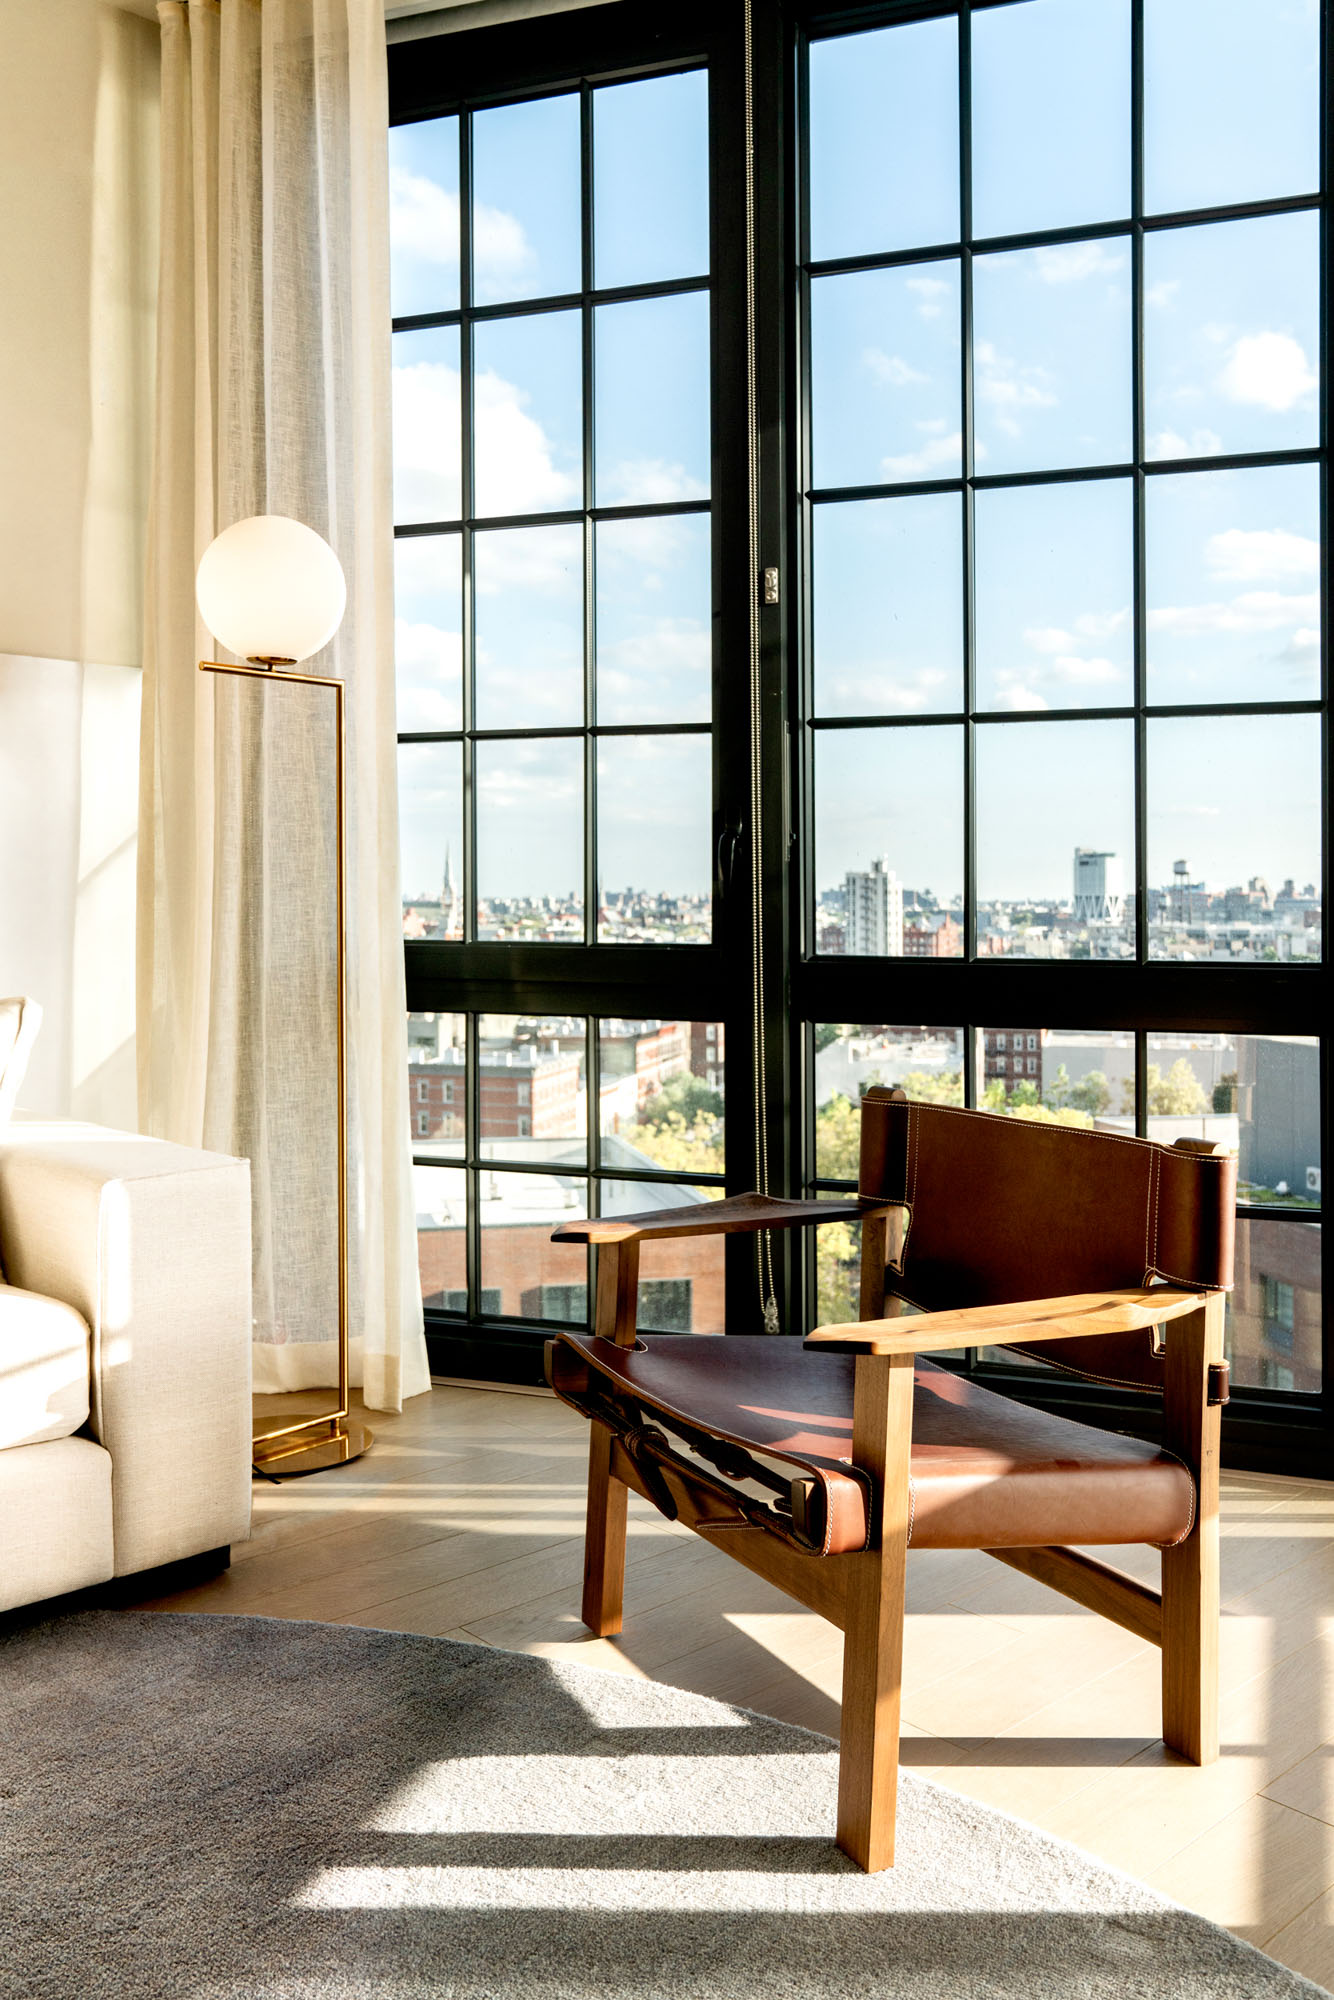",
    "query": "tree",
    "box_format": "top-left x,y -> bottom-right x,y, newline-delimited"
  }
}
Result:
1068,1068 -> 1111,1117
1147,1058 -> 1208,1116
629,1110 -> 724,1178
816,1218 -> 859,1325
894,1068 -> 964,1107
814,1093 -> 861,1181
1213,1071 -> 1238,1114
814,1022 -> 843,1055
638,1071 -> 723,1129
1044,1063 -> 1072,1111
